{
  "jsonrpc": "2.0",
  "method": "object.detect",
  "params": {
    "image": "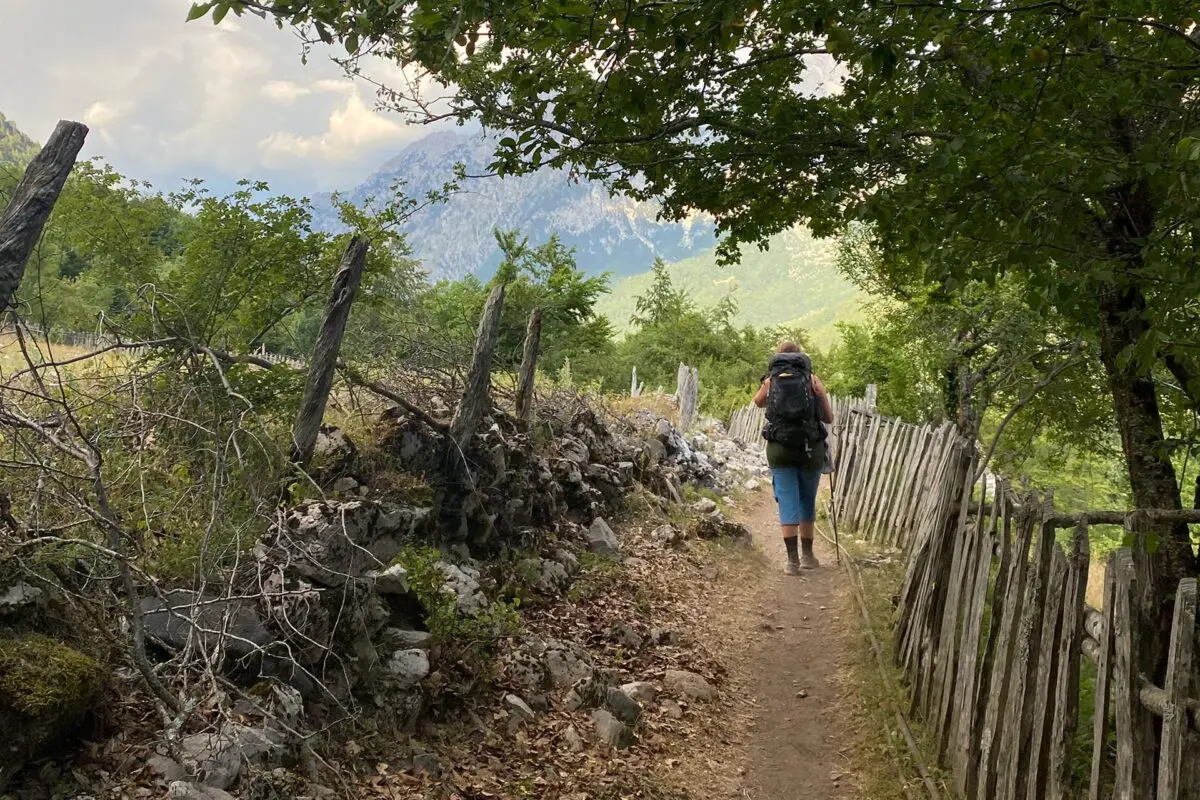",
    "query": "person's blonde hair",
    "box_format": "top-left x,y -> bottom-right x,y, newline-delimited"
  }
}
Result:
777,341 -> 801,354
